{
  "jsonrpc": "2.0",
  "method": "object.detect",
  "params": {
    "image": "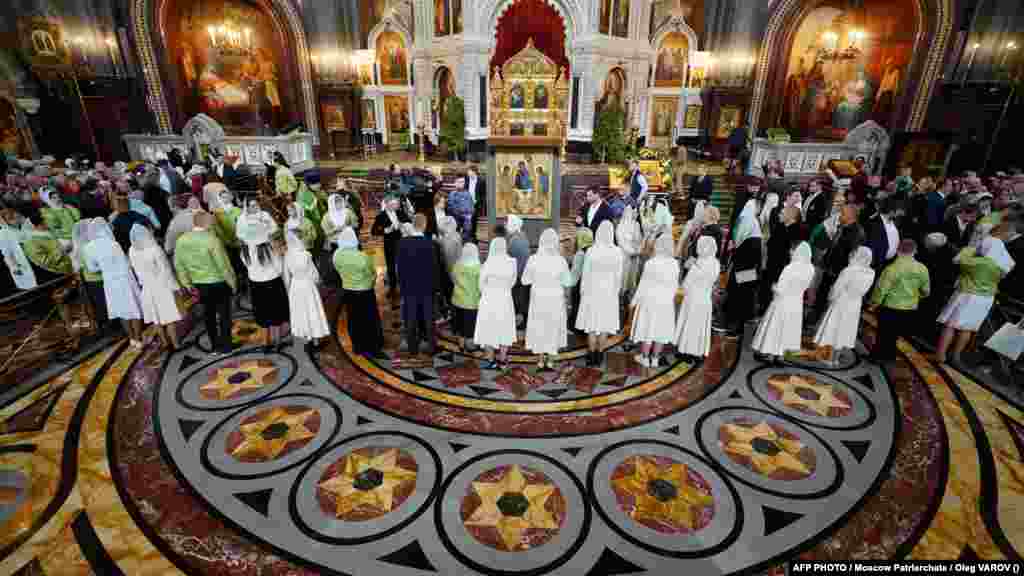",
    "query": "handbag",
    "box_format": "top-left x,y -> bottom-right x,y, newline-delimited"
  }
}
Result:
984,319 -> 1024,361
